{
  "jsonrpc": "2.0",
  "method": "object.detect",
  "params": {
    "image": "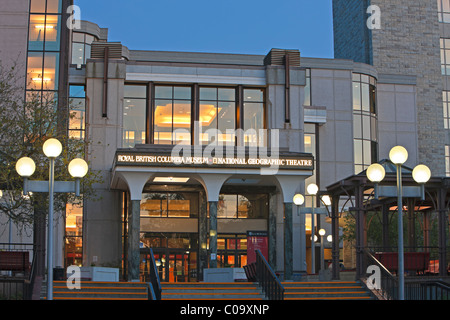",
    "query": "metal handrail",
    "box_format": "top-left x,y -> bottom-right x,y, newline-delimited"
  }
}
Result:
364,248 -> 398,300
255,249 -> 284,300
148,248 -> 161,300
